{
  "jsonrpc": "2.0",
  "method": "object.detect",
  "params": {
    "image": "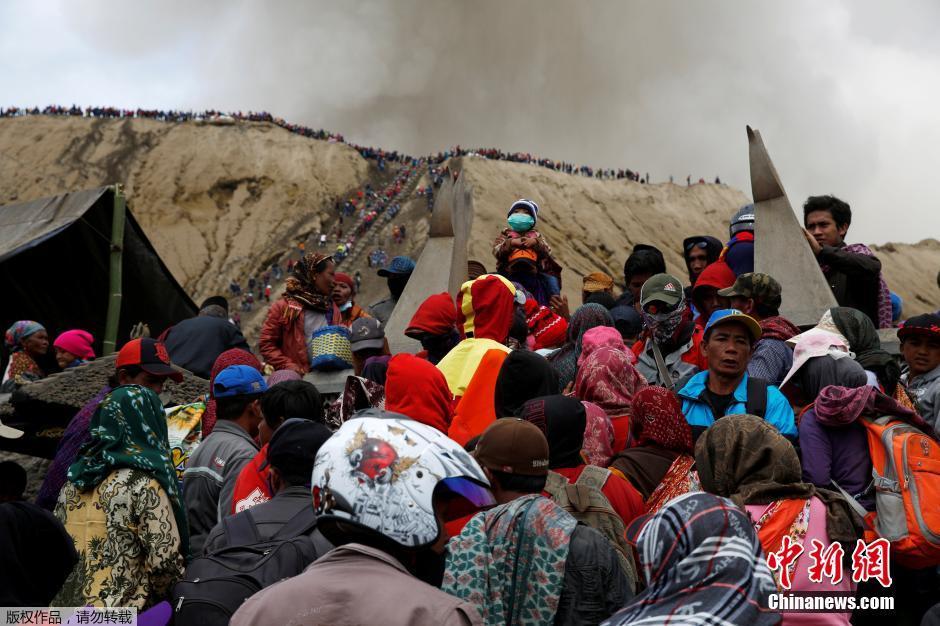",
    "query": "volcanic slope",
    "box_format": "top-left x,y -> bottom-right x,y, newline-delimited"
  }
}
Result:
1,115 -> 937,327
